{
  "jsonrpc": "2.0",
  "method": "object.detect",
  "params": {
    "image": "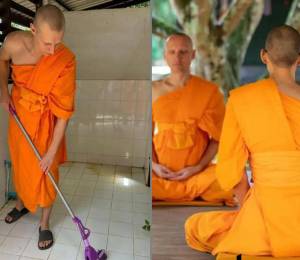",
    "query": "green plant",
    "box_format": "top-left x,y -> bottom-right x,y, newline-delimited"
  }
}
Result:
142,219 -> 151,231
